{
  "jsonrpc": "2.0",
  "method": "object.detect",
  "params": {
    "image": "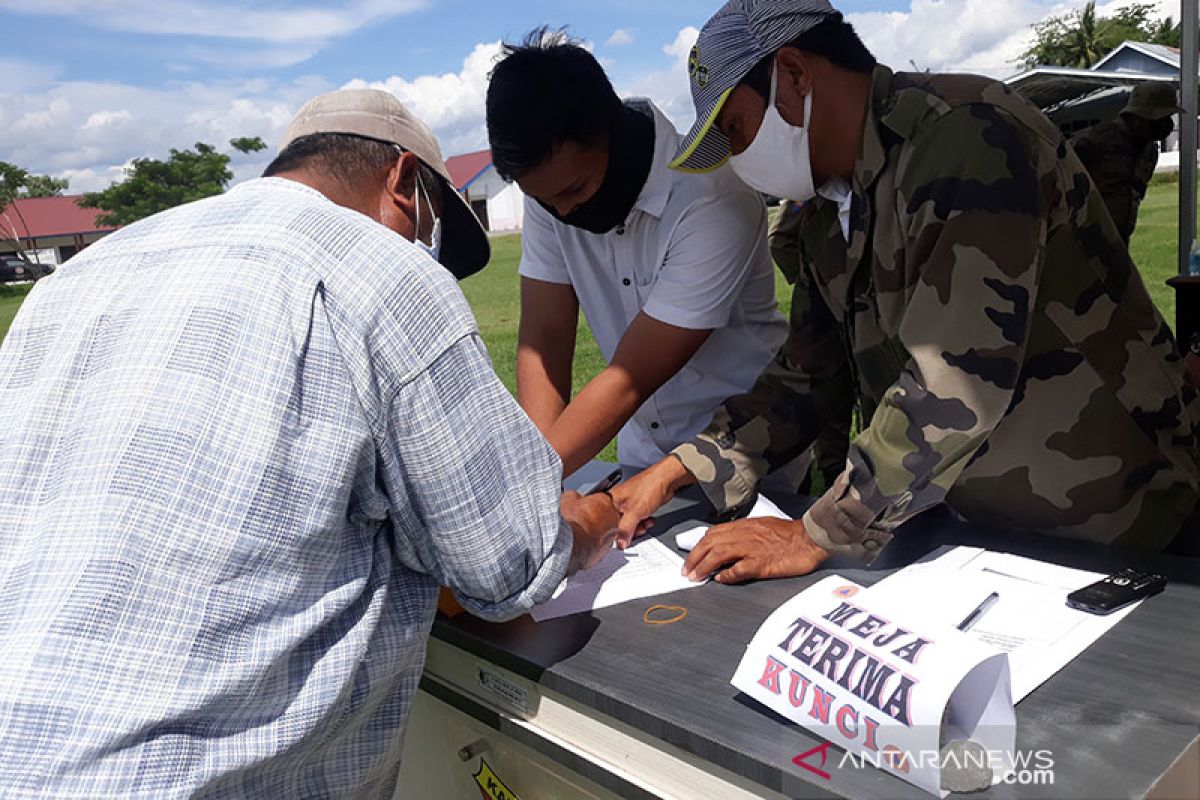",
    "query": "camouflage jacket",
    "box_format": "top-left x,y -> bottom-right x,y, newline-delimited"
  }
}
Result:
673,66 -> 1200,562
1070,118 -> 1158,241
